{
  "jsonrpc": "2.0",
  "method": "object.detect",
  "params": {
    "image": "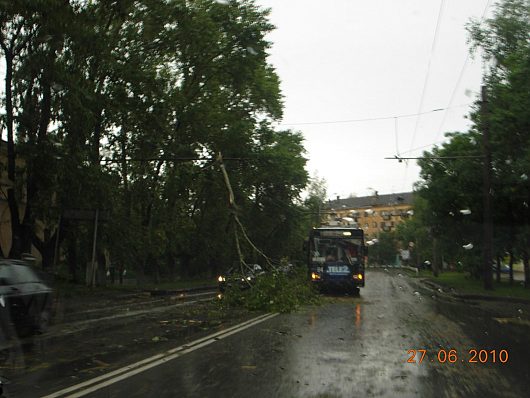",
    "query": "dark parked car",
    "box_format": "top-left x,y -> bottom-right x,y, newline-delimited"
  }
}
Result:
217,264 -> 265,292
0,260 -> 53,337
492,263 -> 510,274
